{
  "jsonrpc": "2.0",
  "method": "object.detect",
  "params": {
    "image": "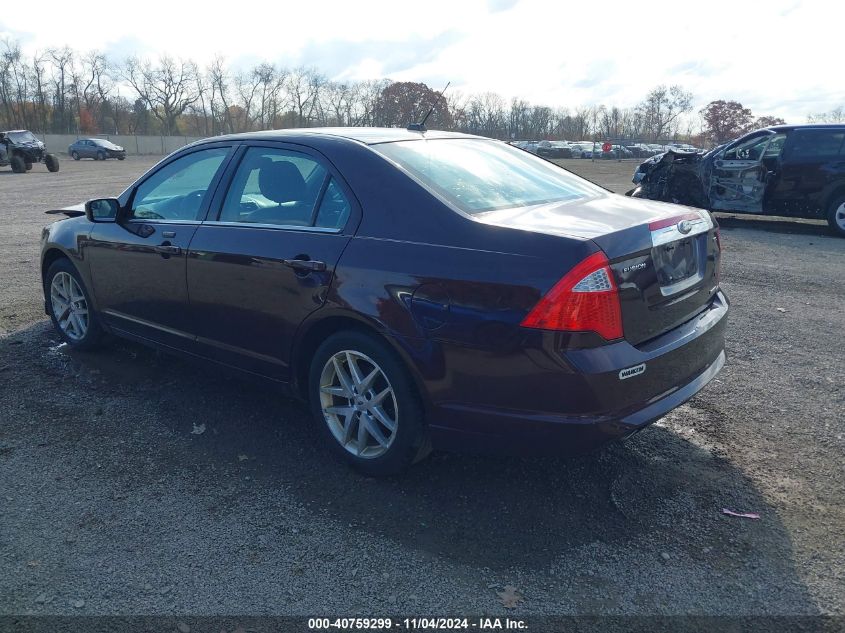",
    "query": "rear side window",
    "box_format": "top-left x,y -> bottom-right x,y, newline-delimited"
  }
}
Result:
219,147 -> 329,227
786,130 -> 845,159
314,178 -> 352,229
